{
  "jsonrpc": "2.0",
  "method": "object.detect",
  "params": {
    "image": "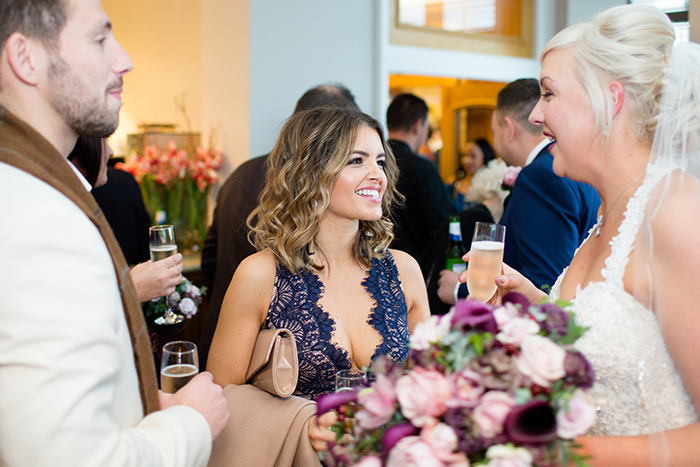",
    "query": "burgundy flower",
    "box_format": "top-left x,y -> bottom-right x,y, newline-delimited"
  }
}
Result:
503,399 -> 557,445
452,300 -> 498,334
316,389 -> 359,416
564,352 -> 595,389
502,292 -> 531,312
382,422 -> 418,460
538,303 -> 570,336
